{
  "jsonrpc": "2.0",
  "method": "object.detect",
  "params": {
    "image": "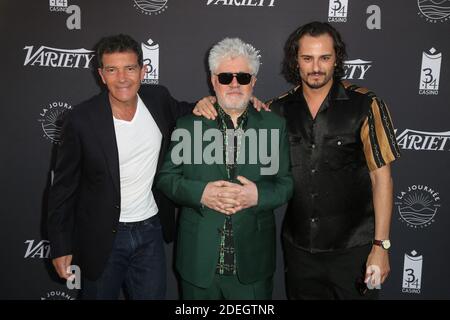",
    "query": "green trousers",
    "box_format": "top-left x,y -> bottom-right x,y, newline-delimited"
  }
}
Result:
181,274 -> 273,300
